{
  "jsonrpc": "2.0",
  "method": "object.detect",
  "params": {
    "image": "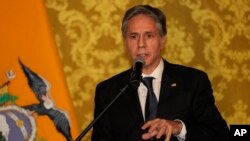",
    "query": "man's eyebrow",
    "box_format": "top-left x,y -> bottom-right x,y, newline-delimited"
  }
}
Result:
128,32 -> 138,35
145,31 -> 154,34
